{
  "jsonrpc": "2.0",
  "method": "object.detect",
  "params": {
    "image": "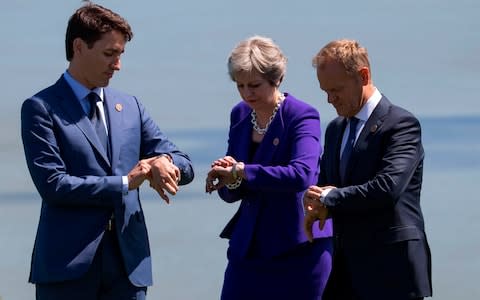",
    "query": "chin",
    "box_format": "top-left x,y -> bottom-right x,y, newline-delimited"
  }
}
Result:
243,101 -> 256,109
98,80 -> 110,88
